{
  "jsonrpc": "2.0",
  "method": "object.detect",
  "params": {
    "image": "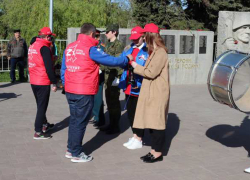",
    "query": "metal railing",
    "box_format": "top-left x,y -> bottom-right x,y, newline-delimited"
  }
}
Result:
54,39 -> 67,64
0,40 -> 10,72
0,39 -> 67,72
